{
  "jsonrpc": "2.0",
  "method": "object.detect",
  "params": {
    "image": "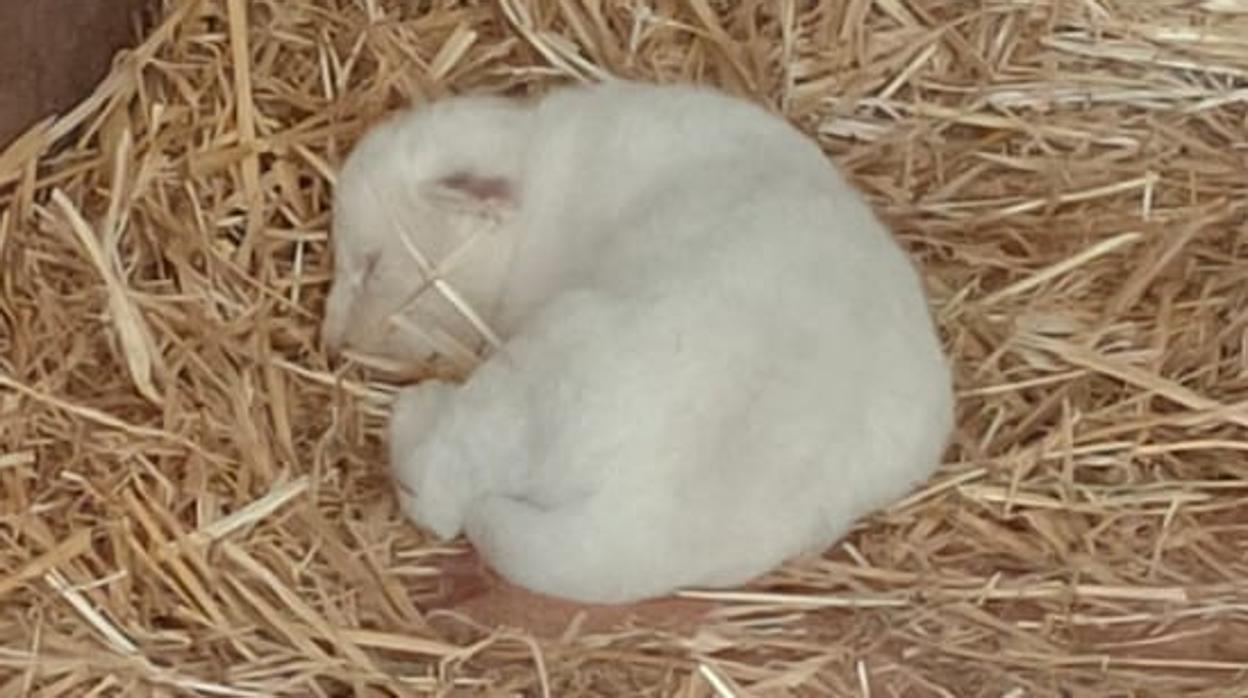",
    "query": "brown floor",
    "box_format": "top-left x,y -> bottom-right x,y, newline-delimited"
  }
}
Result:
0,0 -> 151,147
